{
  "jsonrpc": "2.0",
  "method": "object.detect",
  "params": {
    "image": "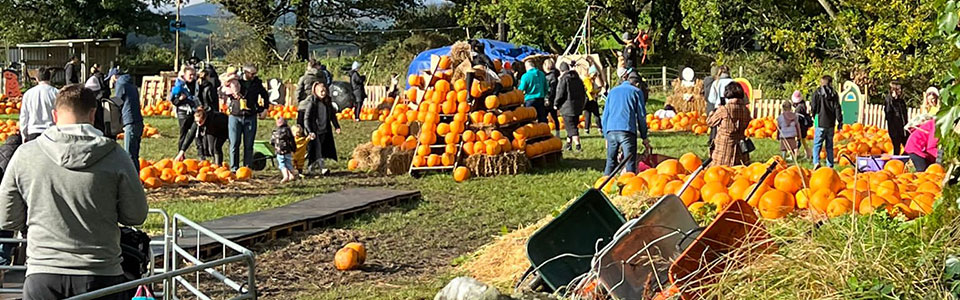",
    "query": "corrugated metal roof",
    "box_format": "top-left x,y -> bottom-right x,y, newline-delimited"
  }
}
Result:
16,38 -> 122,48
